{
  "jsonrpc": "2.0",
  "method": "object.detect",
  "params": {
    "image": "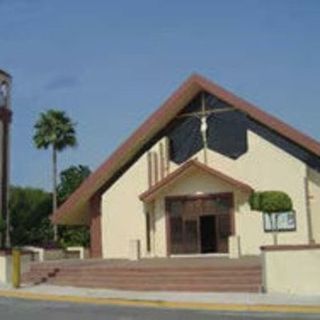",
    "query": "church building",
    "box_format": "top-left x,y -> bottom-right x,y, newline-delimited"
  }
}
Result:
52,74 -> 320,260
